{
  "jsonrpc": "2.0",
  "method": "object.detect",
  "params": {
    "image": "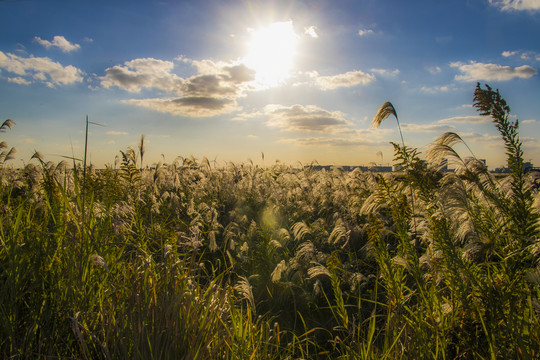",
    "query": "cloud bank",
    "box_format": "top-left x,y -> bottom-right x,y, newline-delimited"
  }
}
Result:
102,57 -> 255,117
0,51 -> 84,87
123,97 -> 239,118
400,123 -> 456,133
438,115 -> 491,124
100,58 -> 182,92
280,137 -> 383,147
265,104 -> 351,132
315,70 -> 375,90
451,61 -> 537,81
